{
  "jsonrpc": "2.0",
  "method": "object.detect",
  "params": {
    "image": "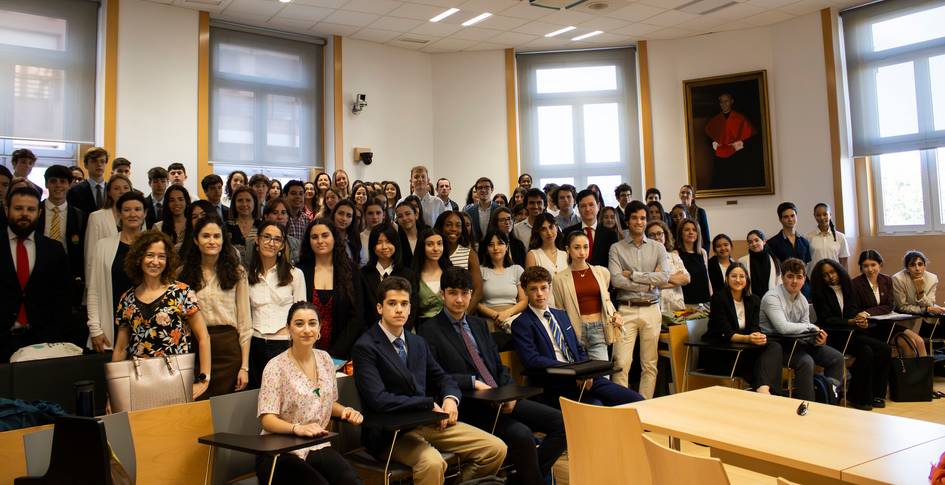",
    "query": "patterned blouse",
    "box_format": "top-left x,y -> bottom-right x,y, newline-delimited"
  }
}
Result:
257,349 -> 338,459
115,282 -> 200,357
